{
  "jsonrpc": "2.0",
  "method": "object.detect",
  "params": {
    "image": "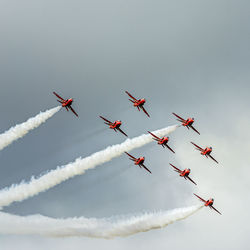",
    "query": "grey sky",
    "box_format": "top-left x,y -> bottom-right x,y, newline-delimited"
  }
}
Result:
0,0 -> 250,249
